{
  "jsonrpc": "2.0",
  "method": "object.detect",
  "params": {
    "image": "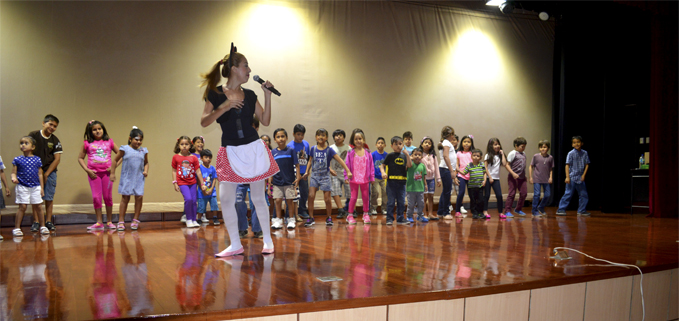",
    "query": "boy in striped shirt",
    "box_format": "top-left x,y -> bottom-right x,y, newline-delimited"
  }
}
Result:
460,149 -> 487,219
